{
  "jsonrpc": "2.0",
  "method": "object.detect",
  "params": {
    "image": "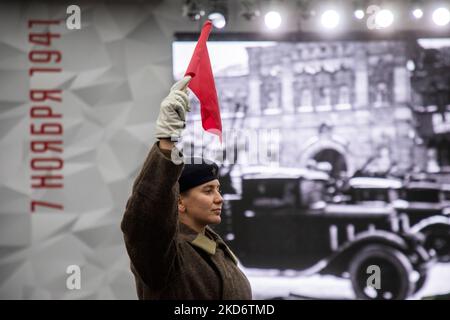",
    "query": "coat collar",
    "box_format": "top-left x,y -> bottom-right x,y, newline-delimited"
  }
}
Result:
178,223 -> 239,265
179,223 -> 217,255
